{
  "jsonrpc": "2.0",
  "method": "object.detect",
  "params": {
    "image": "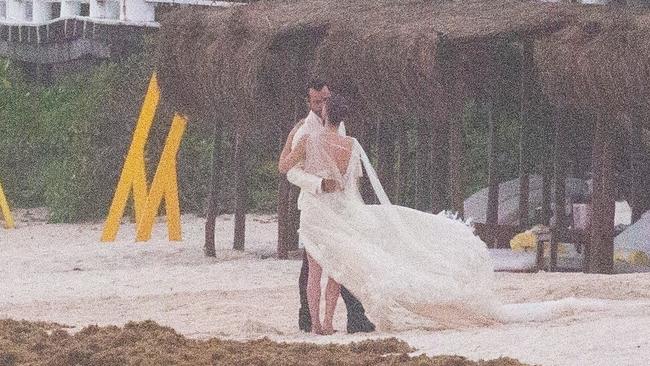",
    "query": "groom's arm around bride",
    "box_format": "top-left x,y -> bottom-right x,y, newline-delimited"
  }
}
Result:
279,78 -> 375,334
